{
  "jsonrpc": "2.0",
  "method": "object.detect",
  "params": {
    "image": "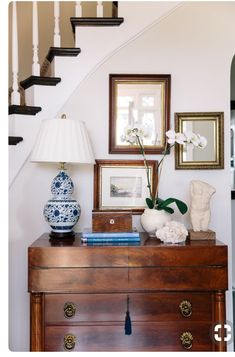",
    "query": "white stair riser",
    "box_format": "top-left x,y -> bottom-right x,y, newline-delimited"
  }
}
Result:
24,85 -> 62,117
9,114 -> 42,186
